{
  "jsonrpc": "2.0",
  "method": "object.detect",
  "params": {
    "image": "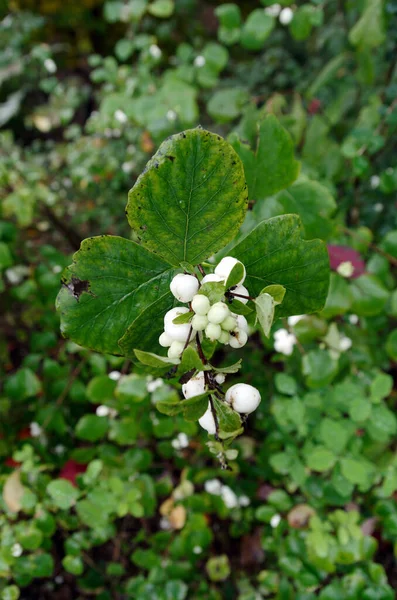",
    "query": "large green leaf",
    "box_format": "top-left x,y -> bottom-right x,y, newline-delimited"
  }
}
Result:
275,179 -> 336,240
231,215 -> 329,317
230,115 -> 300,201
126,127 -> 248,266
56,236 -> 175,355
